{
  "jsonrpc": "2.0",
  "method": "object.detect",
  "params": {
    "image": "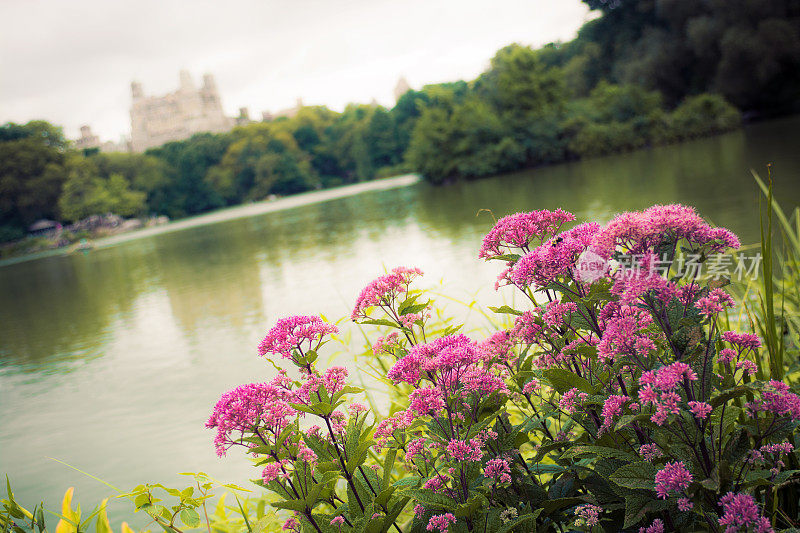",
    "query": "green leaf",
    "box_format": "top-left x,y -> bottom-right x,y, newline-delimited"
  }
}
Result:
179,508 -> 201,529
488,253 -> 522,263
488,305 -> 523,316
709,385 -> 753,409
542,368 -> 596,395
360,318 -> 399,328
563,445 -> 637,462
270,499 -> 307,512
610,462 -> 657,491
624,492 -> 670,528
